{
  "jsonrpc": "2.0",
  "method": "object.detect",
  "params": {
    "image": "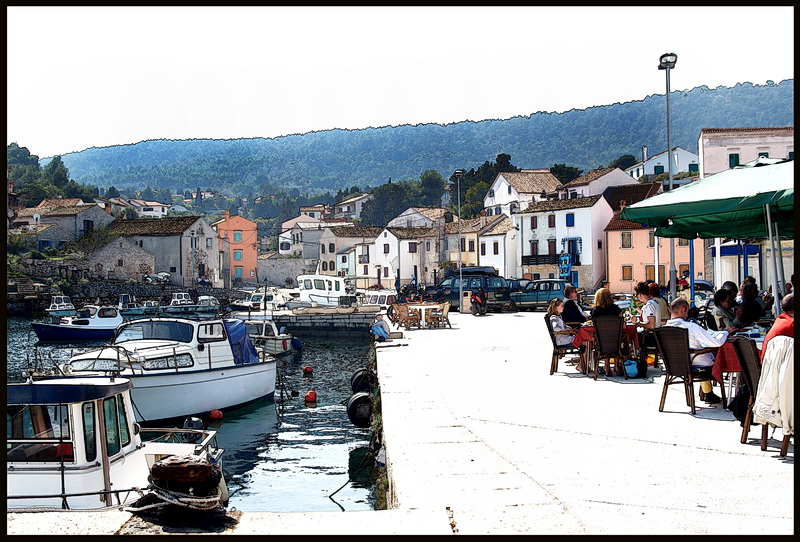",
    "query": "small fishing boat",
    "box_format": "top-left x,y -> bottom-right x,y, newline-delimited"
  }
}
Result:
120,299 -> 160,318
357,288 -> 399,311
244,319 -> 303,359
45,295 -> 76,318
7,376 -> 227,511
31,305 -> 124,342
287,274 -> 359,309
228,286 -> 295,312
63,316 -> 277,423
161,292 -> 219,318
